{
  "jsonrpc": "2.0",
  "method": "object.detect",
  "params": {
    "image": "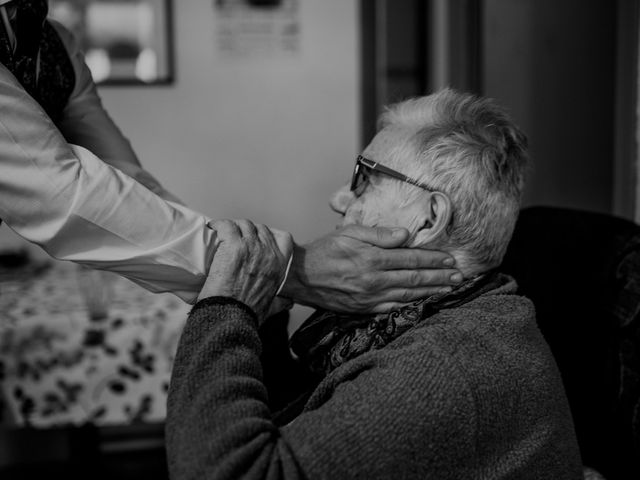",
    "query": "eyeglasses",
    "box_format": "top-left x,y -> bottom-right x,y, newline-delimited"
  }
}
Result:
350,155 -> 437,196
